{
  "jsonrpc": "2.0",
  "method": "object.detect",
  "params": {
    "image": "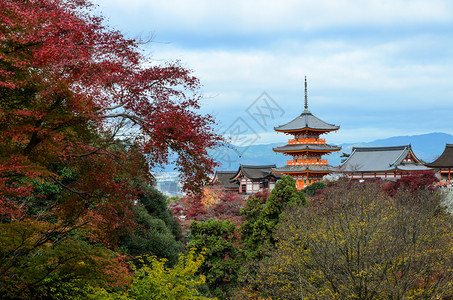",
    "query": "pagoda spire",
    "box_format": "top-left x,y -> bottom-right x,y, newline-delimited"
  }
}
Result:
303,76 -> 310,113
